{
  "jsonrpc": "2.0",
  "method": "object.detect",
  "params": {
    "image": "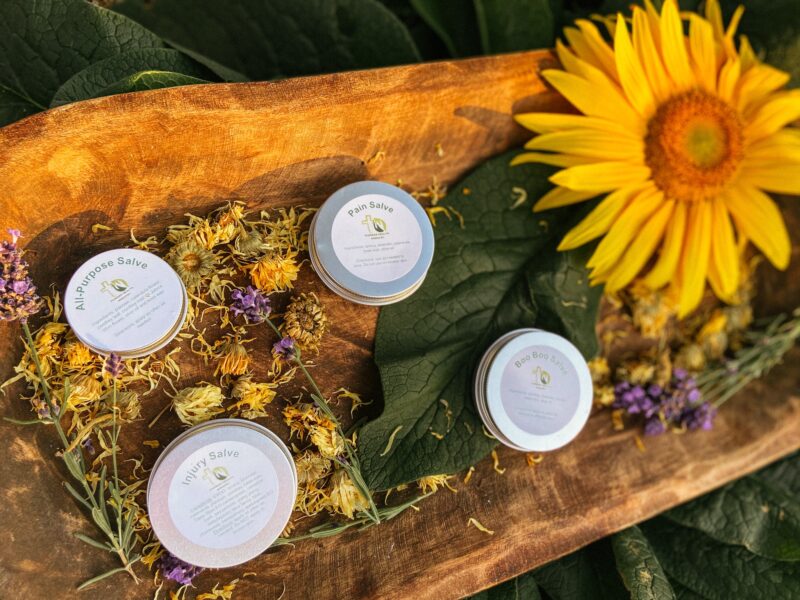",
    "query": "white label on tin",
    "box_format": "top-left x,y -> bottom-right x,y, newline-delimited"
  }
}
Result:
330,194 -> 422,283
500,345 -> 579,436
65,249 -> 184,353
167,441 -> 278,549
